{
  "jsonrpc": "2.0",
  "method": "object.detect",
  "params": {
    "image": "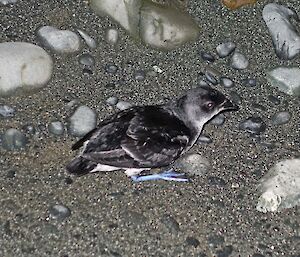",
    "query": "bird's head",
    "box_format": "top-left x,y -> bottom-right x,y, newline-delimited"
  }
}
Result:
176,86 -> 238,130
